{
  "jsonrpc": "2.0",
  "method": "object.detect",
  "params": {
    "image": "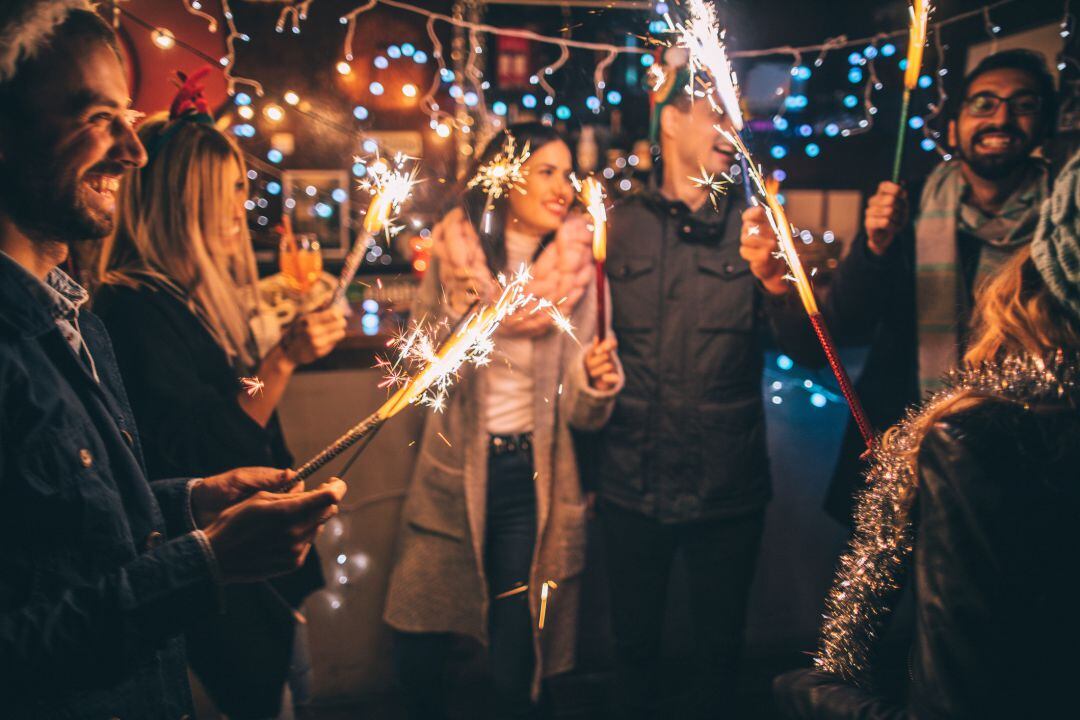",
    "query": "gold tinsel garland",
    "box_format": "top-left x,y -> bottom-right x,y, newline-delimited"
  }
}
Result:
814,352 -> 1078,687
